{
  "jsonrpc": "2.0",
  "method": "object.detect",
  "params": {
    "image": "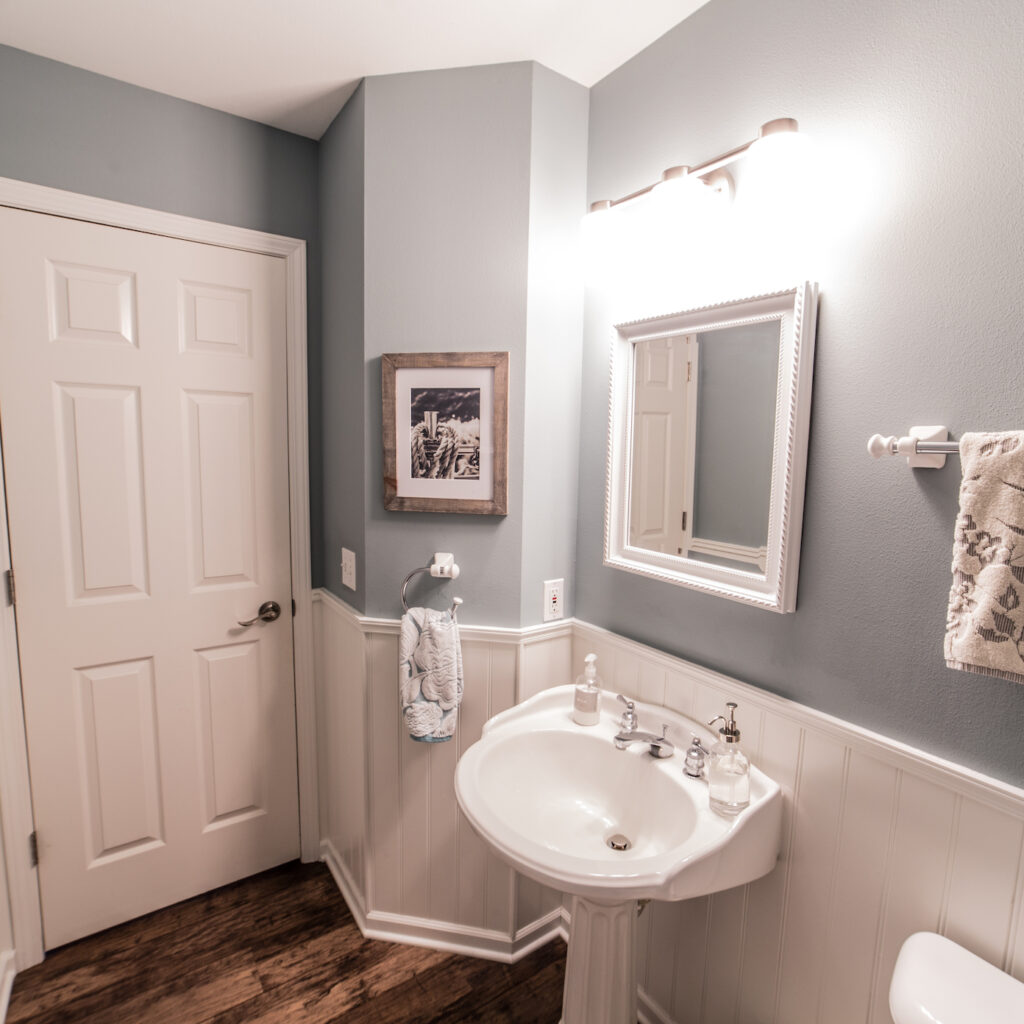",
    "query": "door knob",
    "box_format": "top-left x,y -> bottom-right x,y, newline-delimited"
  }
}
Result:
237,600 -> 282,627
